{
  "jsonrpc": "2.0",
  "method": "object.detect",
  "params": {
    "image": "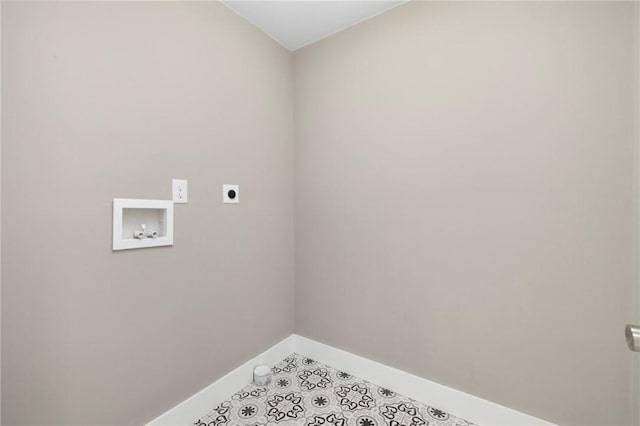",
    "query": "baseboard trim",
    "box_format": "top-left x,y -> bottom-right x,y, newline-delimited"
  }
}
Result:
147,333 -> 554,426
146,335 -> 295,426
293,335 -> 554,426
